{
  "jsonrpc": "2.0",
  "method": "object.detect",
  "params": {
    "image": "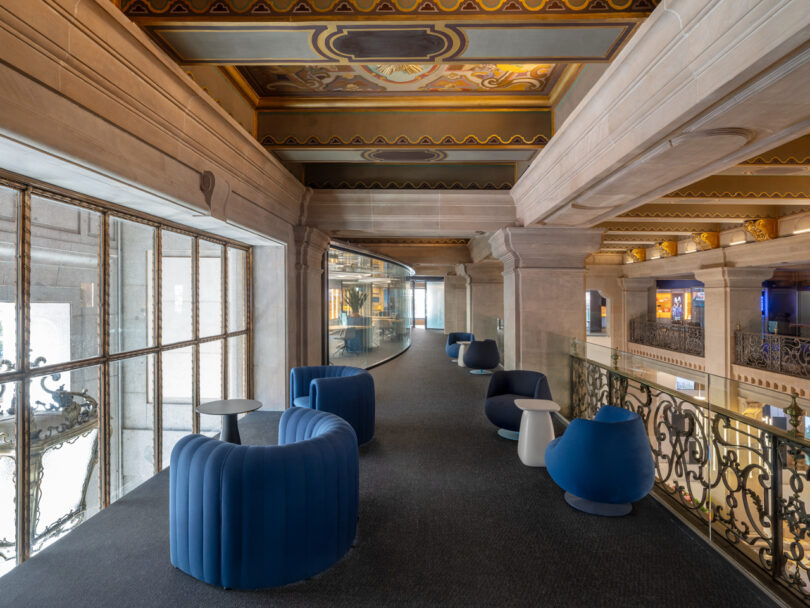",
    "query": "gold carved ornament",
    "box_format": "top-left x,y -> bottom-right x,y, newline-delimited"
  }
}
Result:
691,231 -> 719,251
629,248 -> 646,263
656,241 -> 678,258
743,218 -> 778,241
